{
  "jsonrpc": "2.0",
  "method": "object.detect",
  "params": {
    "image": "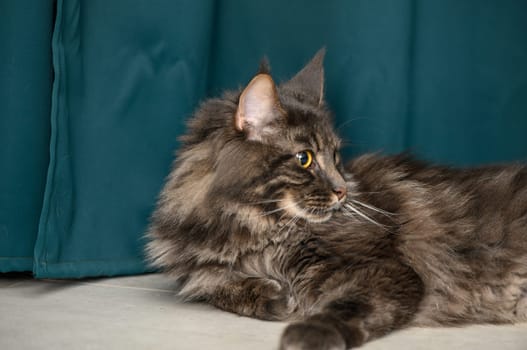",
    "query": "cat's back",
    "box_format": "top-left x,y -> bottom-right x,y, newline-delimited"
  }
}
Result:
346,153 -> 527,256
346,153 -> 527,226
